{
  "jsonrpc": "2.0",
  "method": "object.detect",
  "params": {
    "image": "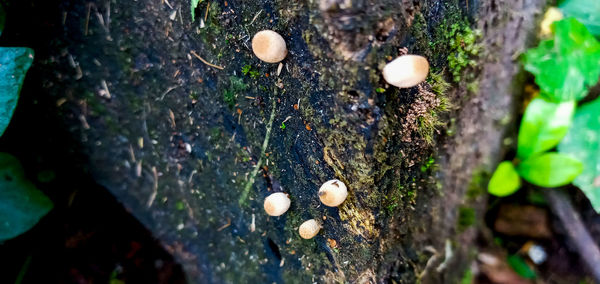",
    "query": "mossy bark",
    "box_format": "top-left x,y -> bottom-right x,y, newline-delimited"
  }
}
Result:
3,0 -> 546,282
